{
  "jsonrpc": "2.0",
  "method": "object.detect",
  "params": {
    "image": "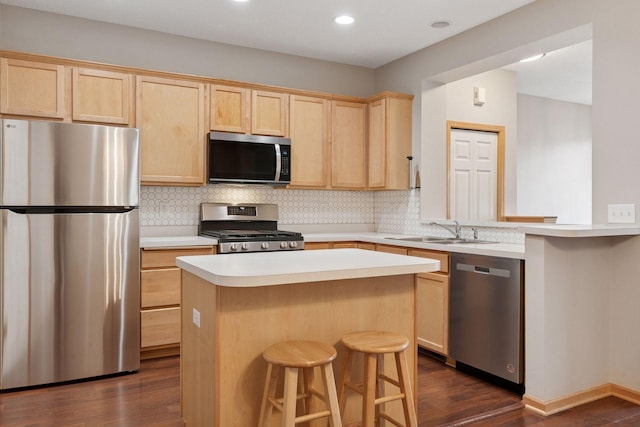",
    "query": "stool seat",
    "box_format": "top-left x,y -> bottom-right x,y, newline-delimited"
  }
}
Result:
341,330 -> 409,354
263,340 -> 337,368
